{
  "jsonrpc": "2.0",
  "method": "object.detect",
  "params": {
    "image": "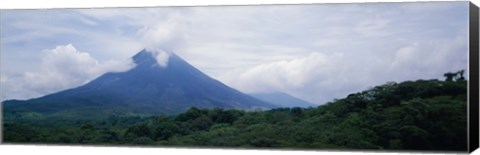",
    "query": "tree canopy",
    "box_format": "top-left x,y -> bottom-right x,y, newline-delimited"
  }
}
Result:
3,72 -> 468,151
